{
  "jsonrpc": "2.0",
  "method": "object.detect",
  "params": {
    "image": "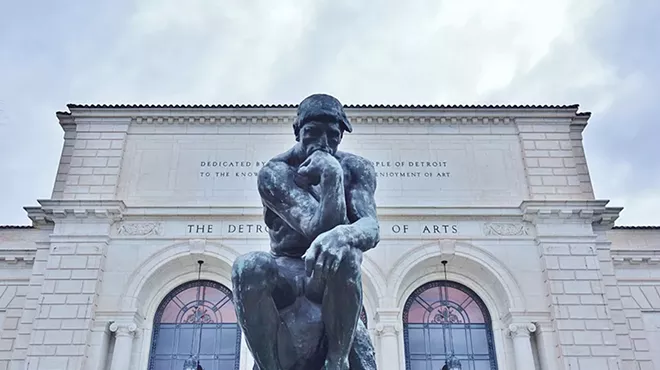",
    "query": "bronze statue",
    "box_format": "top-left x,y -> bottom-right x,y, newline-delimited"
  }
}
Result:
231,94 -> 380,370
